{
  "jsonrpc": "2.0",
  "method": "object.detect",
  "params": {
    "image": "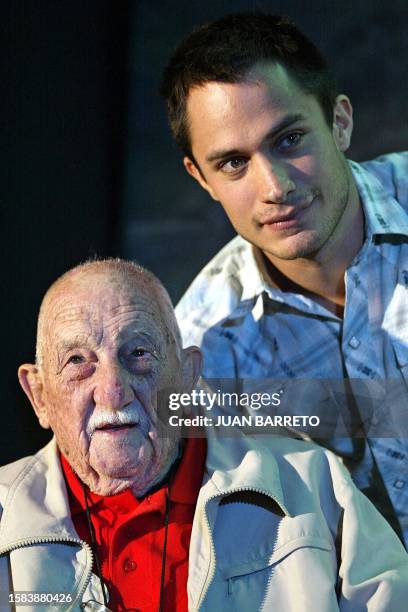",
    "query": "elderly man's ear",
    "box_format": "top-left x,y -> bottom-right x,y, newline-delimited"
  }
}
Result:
18,364 -> 51,430
181,346 -> 202,392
